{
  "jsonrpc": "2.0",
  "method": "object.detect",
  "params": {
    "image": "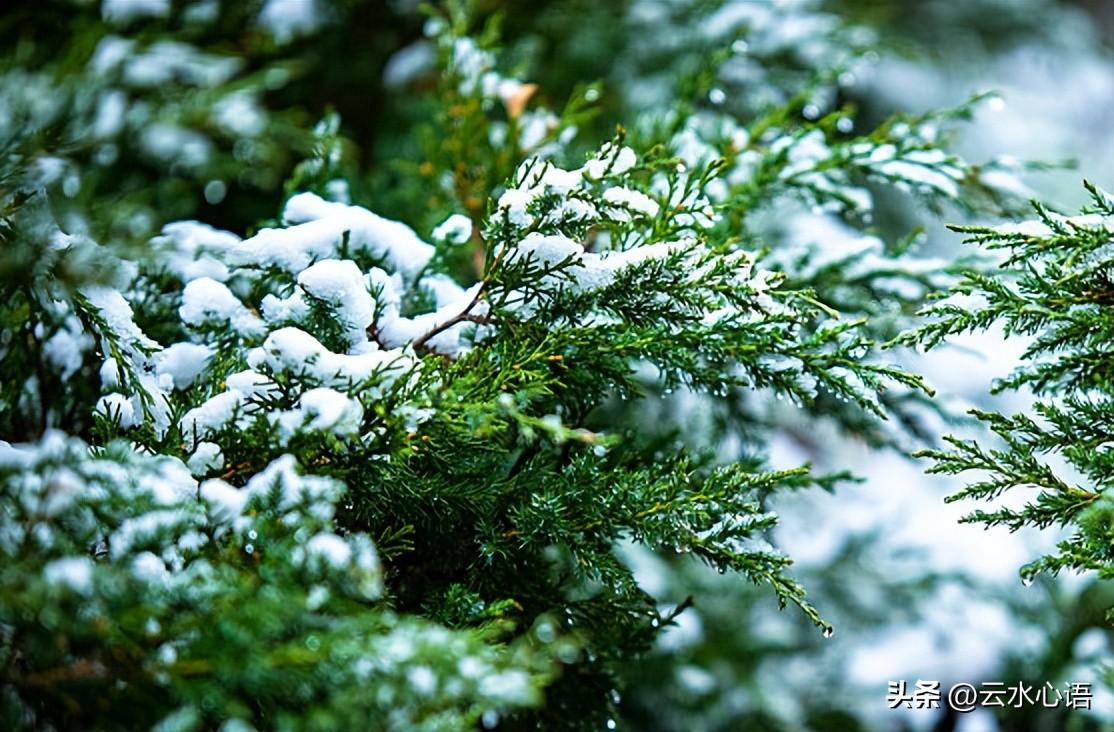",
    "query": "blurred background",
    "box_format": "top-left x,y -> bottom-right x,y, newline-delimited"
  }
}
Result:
0,1 -> 1110,730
